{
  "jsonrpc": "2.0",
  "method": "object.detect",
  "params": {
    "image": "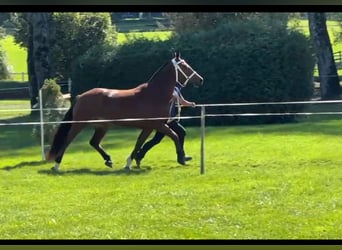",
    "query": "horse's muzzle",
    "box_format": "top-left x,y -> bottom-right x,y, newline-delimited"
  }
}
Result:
194,79 -> 204,88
